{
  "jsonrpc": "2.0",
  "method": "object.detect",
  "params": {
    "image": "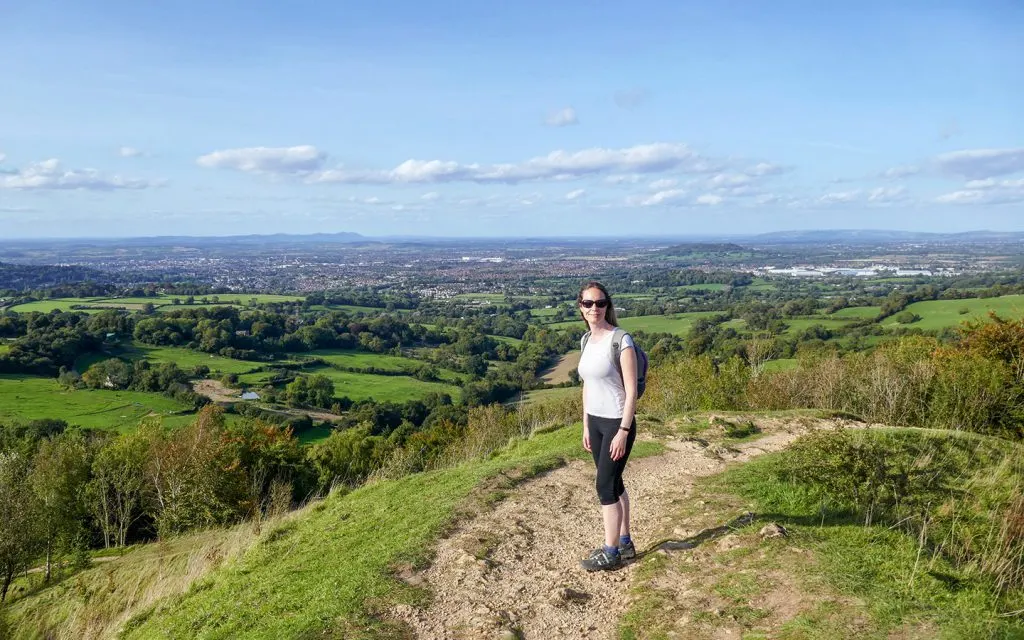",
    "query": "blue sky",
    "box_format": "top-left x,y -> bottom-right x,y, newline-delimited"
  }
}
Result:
1,0 -> 1022,238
